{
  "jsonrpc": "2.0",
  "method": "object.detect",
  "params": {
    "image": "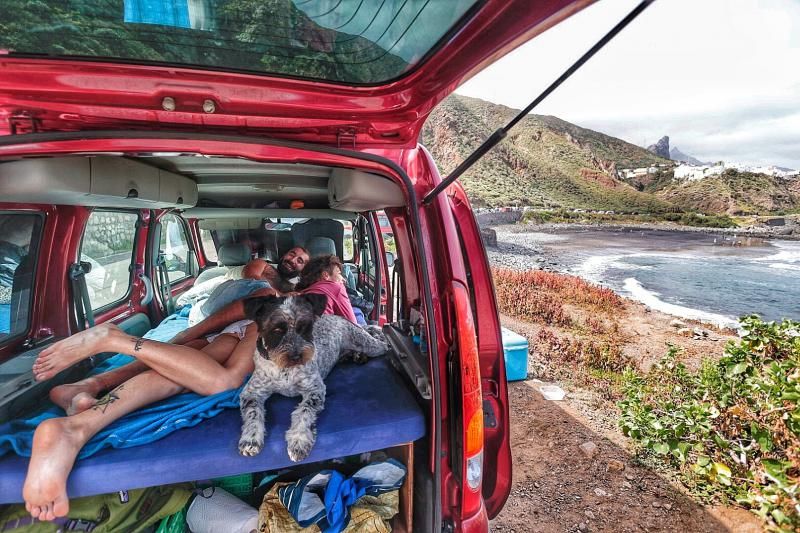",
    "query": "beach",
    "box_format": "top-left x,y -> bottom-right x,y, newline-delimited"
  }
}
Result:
487,224 -> 800,326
